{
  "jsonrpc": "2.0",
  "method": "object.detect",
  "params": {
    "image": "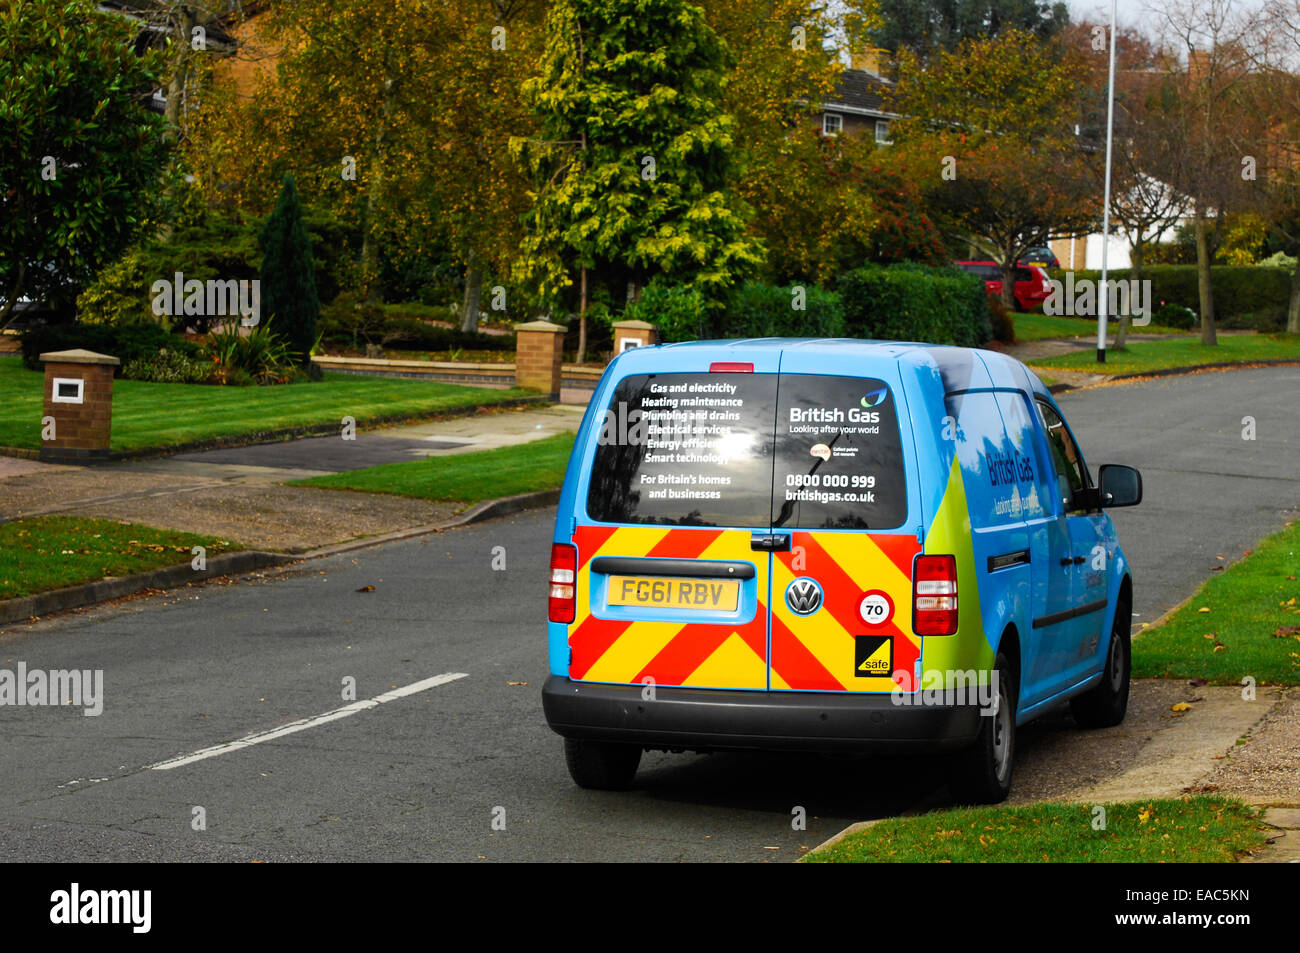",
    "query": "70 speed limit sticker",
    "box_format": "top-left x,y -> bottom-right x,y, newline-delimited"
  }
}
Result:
856,590 -> 895,627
